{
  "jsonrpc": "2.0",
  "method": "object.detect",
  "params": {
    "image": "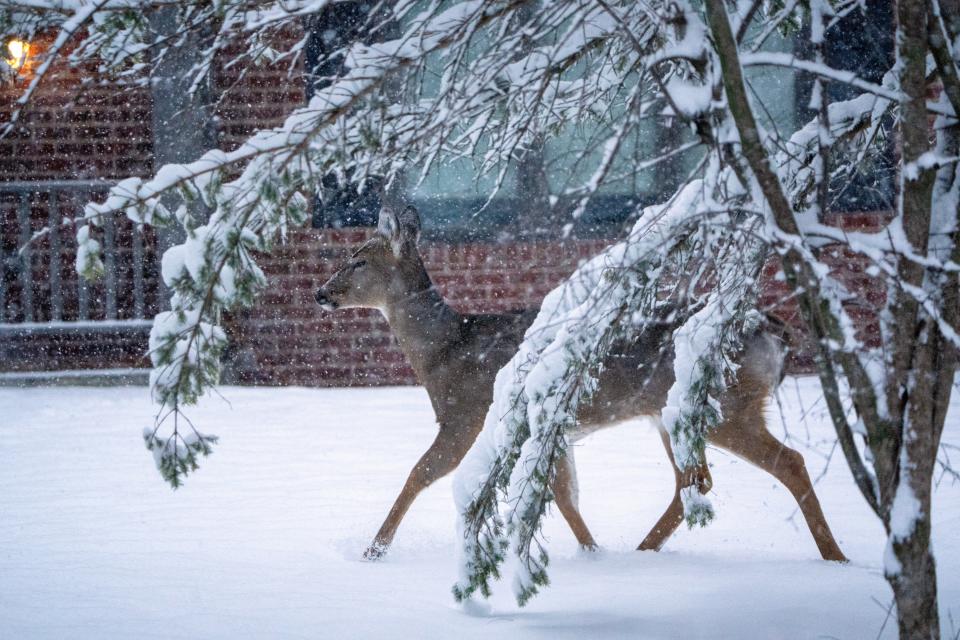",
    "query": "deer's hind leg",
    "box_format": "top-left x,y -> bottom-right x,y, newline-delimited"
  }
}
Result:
551,449 -> 598,550
709,398 -> 848,562
637,425 -> 713,551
